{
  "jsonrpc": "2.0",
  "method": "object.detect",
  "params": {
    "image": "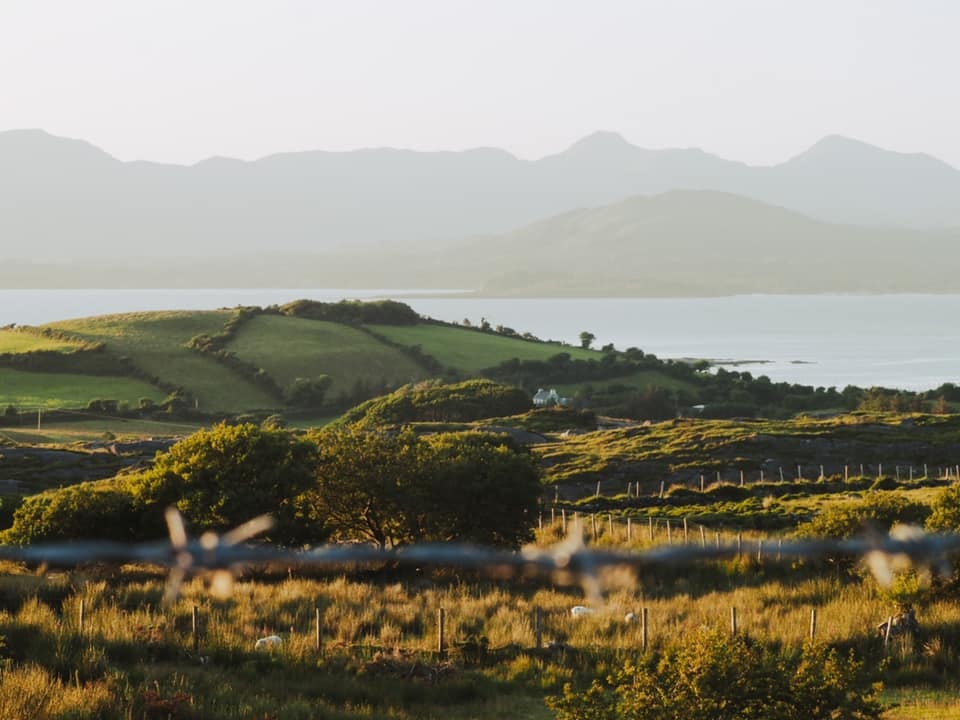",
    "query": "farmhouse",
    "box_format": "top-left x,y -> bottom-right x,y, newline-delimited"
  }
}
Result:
533,388 -> 570,407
